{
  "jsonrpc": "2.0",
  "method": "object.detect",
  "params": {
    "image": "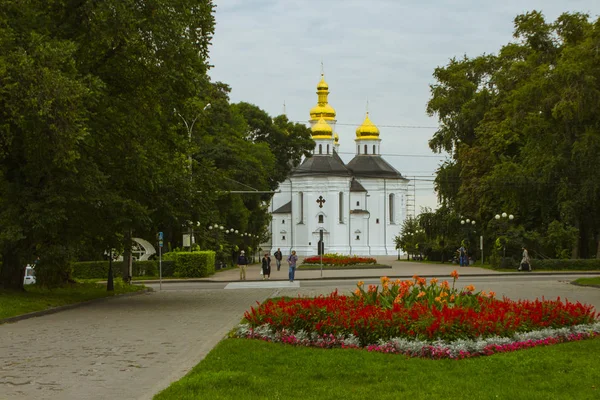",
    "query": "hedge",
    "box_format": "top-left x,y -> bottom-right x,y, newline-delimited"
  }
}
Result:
170,251 -> 215,278
528,258 -> 600,271
72,260 -> 175,279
